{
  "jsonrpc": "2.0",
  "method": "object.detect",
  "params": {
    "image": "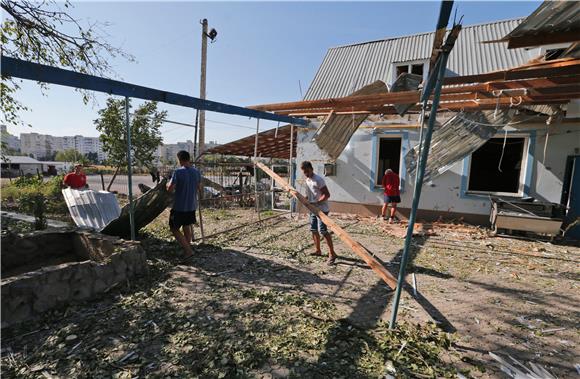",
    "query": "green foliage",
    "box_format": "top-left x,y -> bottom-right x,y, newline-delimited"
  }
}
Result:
95,98 -> 165,169
1,0 -> 133,126
55,149 -> 87,164
84,151 -> 99,164
2,174 -> 66,220
19,191 -> 48,230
